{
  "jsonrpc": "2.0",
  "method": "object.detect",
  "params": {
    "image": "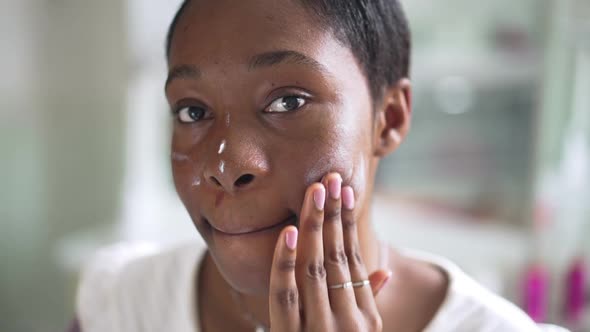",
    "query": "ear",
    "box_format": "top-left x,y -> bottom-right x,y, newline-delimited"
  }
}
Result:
373,79 -> 412,157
